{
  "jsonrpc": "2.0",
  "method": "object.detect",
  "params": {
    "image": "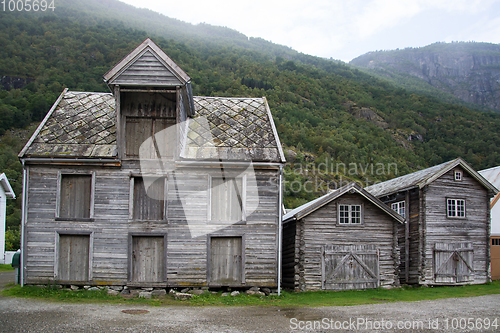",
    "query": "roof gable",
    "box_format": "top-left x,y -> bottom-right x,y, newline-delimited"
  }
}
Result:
283,182 -> 404,223
103,38 -> 190,87
366,158 -> 498,197
0,173 -> 15,199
